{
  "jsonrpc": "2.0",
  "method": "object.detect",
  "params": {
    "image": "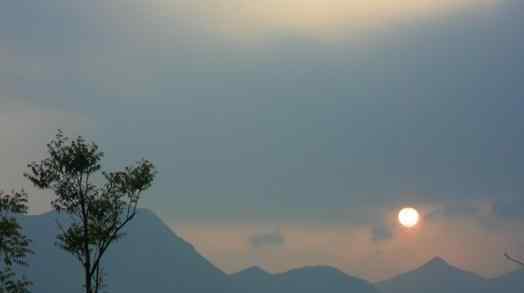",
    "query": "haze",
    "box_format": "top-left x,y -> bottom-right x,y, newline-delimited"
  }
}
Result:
1,0 -> 523,282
